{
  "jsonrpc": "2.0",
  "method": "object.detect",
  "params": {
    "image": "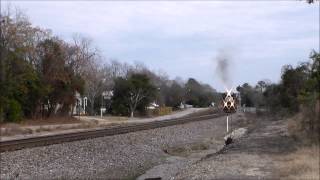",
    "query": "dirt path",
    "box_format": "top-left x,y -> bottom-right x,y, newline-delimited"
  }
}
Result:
139,113 -> 307,180
175,114 -> 299,180
80,108 -> 209,124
